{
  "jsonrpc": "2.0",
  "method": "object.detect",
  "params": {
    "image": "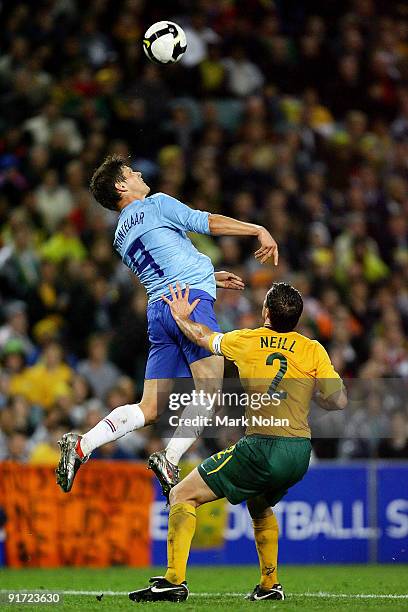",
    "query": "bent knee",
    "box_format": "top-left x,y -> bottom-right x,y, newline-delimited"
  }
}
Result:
169,486 -> 179,506
169,482 -> 198,507
169,484 -> 185,506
